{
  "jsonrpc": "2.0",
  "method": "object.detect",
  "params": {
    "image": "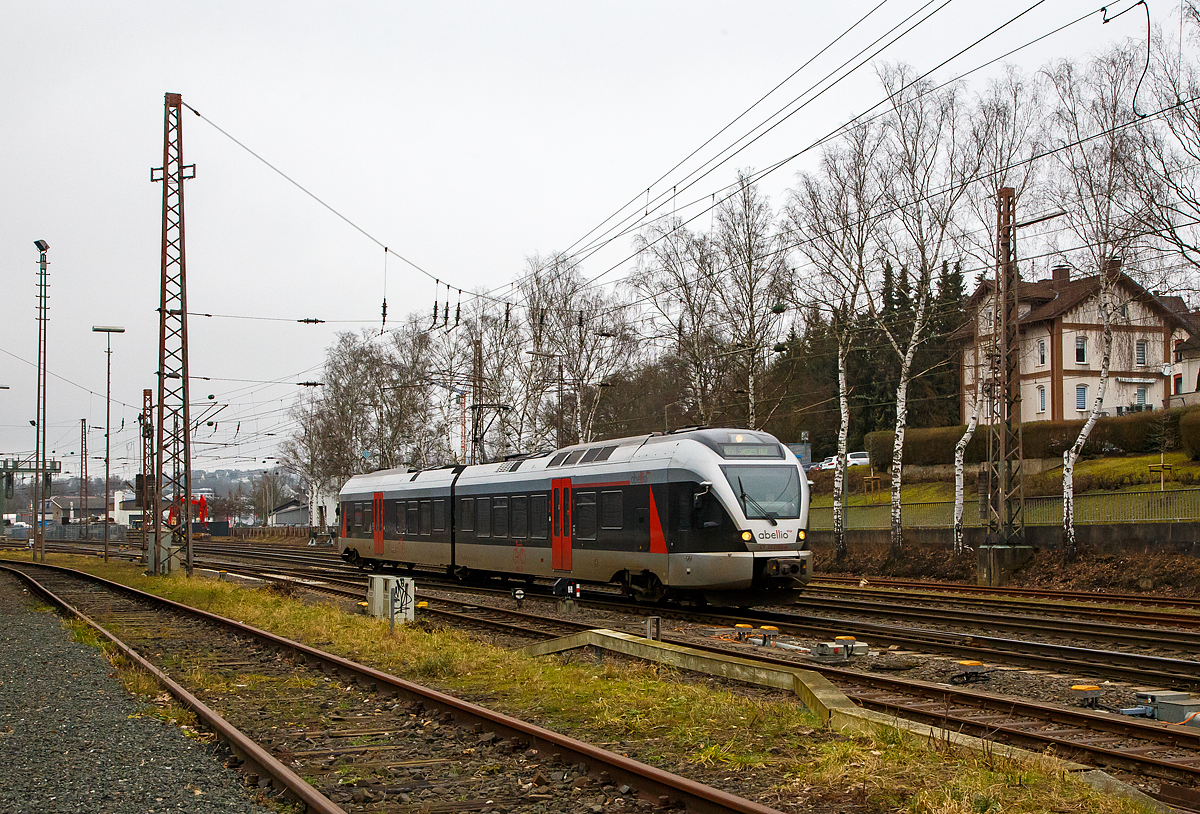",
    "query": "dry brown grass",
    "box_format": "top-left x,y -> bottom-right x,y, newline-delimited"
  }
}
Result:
7,552 -> 1160,814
